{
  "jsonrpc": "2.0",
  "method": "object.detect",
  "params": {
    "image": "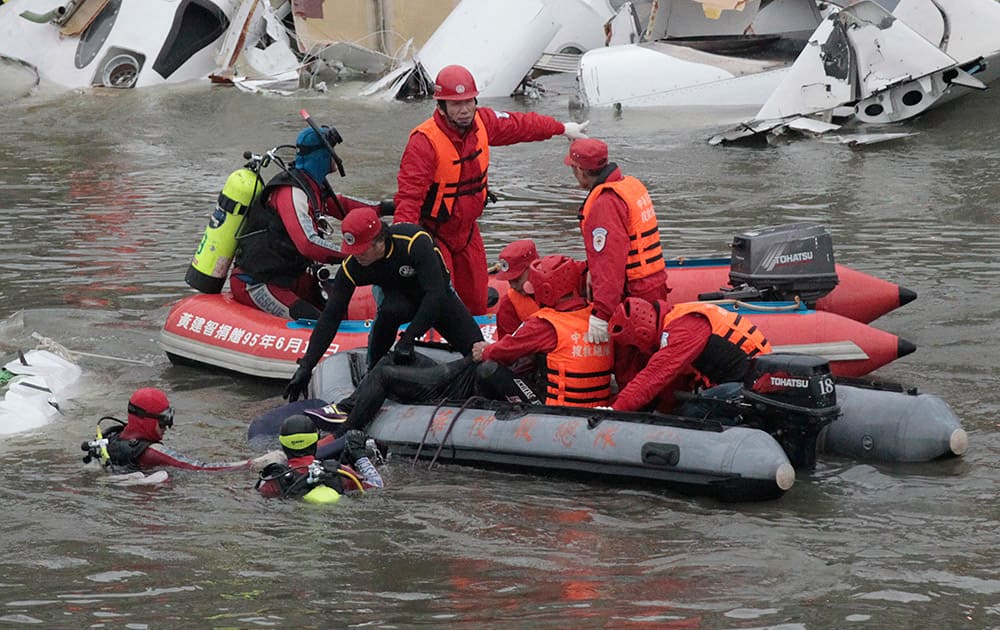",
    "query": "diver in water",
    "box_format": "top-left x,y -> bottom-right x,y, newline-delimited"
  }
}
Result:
81,387 -> 285,473
255,414 -> 384,503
